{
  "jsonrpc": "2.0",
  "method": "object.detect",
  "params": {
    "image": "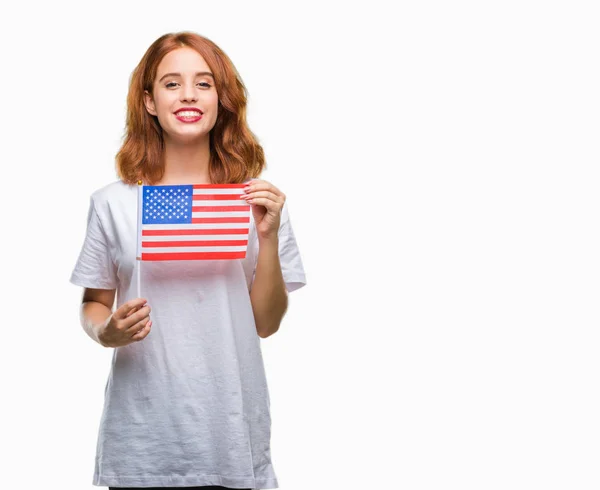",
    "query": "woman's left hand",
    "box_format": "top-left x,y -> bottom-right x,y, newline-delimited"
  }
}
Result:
241,179 -> 285,241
